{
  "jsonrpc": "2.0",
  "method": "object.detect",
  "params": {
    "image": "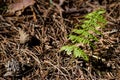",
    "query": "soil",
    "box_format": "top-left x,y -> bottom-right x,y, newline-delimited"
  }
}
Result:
0,0 -> 120,80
